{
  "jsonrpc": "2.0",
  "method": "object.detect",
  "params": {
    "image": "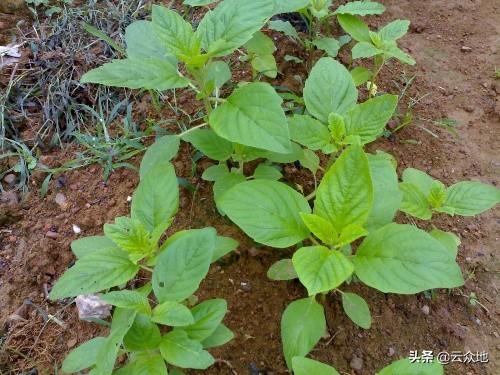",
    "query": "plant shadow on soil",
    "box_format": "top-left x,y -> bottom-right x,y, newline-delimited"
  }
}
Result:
1,0 -> 499,374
